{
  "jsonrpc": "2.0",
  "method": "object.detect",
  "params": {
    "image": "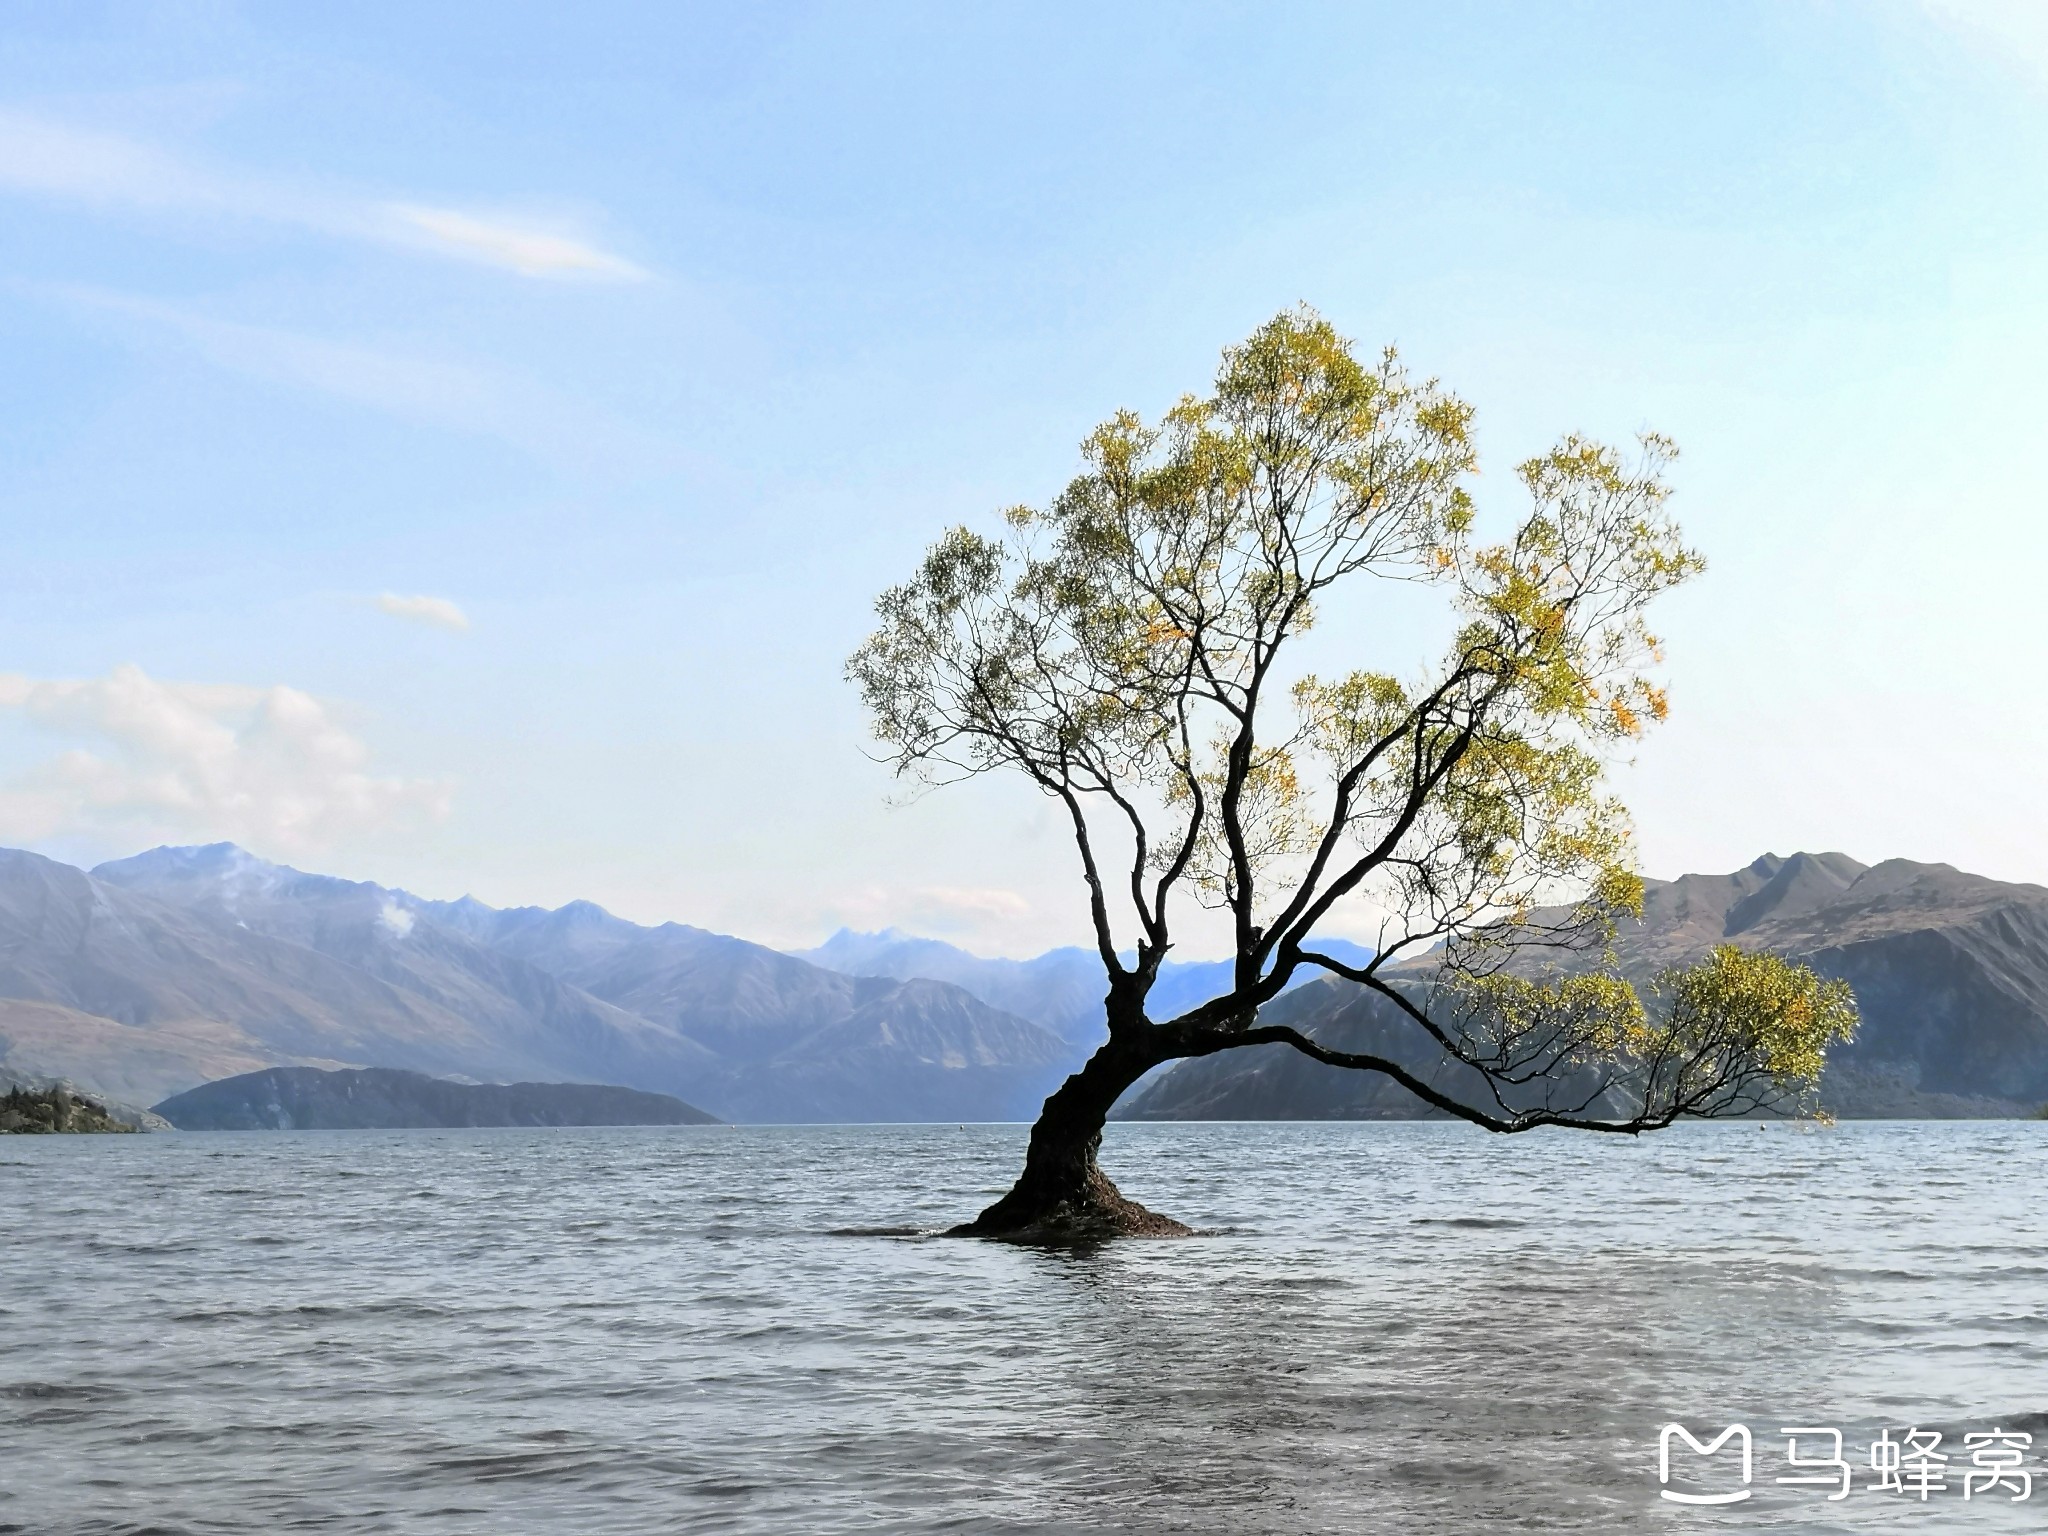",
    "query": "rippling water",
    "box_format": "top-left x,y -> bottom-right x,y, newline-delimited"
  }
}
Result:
3,1121 -> 2045,1533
